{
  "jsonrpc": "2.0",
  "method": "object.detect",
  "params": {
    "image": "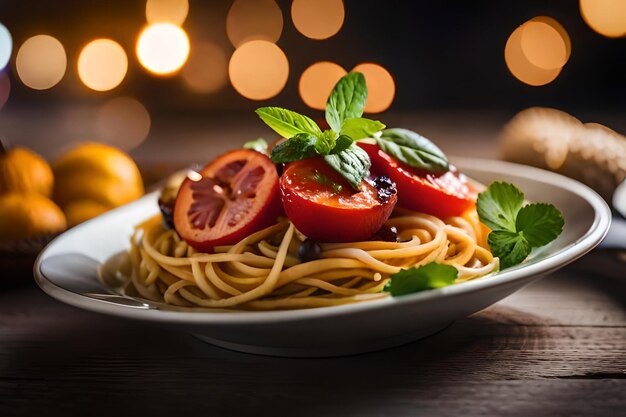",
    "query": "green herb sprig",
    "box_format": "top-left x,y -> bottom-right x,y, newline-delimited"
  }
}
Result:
476,182 -> 564,269
384,263 -> 458,296
256,72 -> 385,189
377,128 -> 449,173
